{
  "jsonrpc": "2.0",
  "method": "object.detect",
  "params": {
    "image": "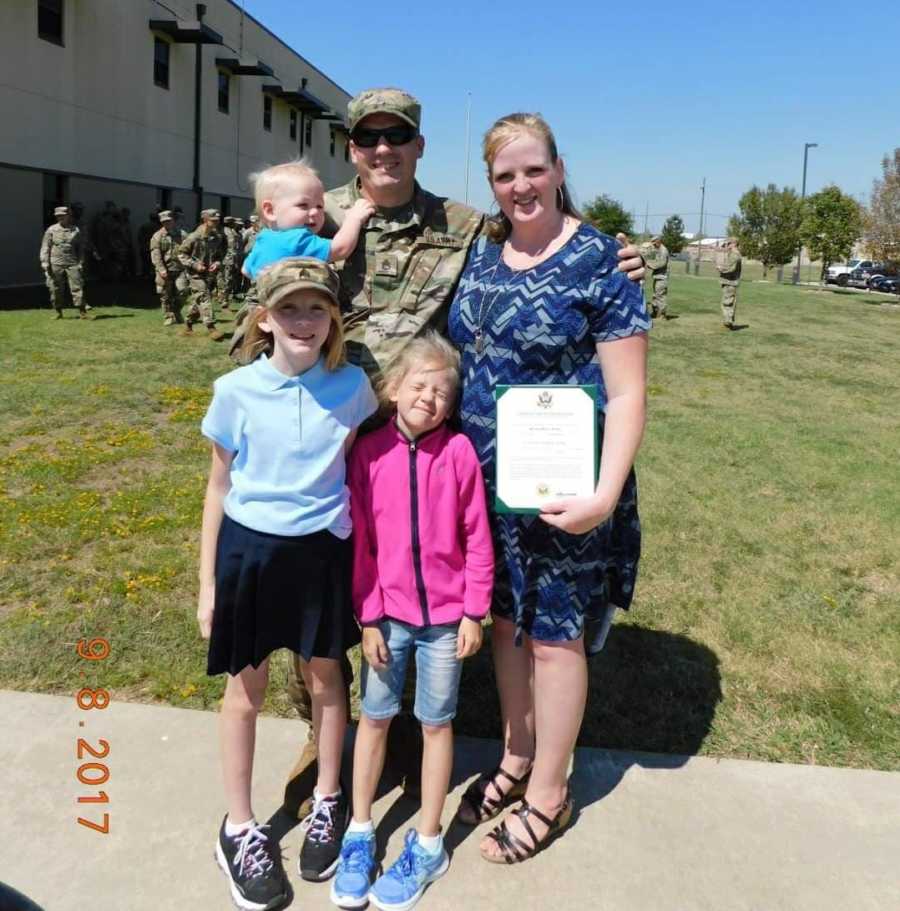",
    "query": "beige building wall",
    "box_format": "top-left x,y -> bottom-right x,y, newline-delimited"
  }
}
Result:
0,0 -> 354,288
